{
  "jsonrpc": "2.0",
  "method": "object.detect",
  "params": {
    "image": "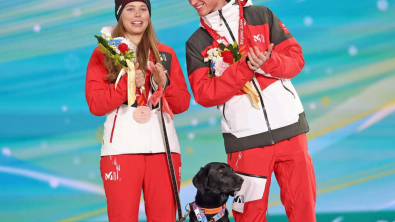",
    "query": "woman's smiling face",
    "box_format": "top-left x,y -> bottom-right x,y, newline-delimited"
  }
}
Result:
121,1 -> 150,37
